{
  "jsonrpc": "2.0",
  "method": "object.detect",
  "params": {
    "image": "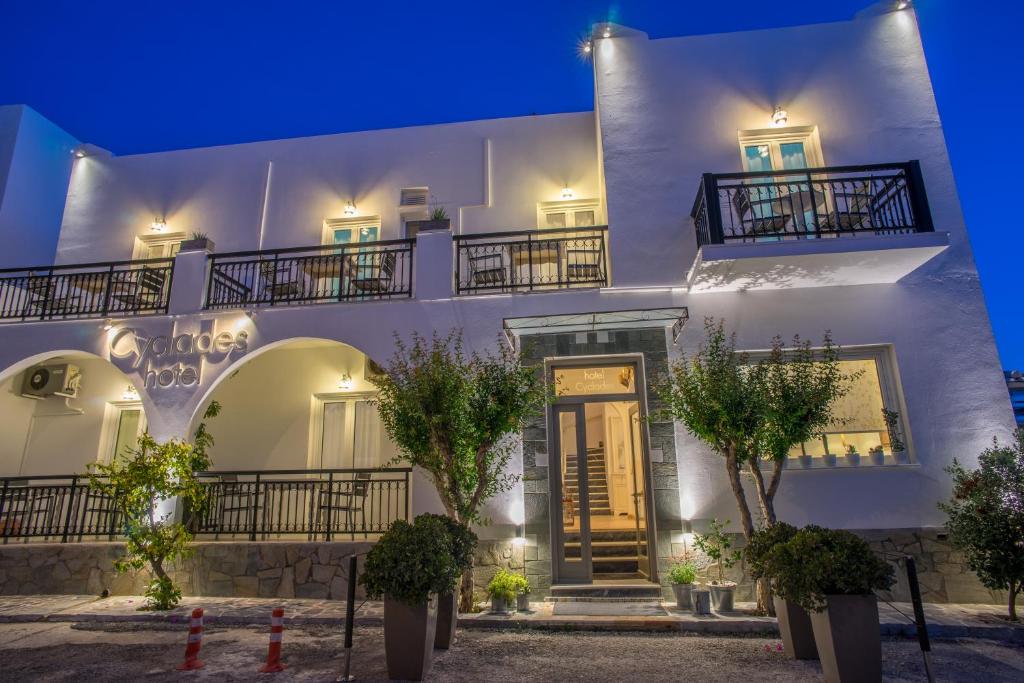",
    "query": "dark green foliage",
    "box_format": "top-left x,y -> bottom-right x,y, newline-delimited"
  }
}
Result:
745,522 -> 799,580
422,513 -> 478,574
693,518 -> 740,584
360,514 -> 462,606
766,526 -> 895,612
939,431 -> 1024,620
